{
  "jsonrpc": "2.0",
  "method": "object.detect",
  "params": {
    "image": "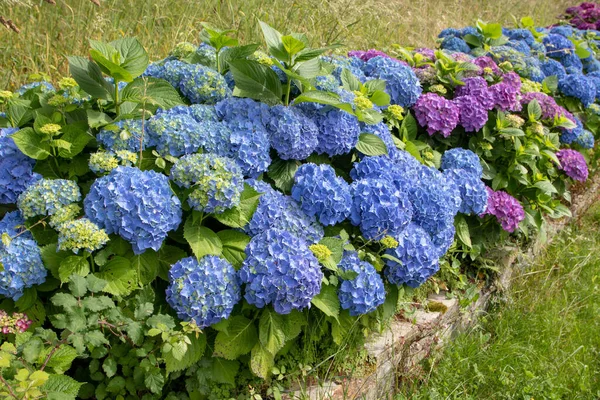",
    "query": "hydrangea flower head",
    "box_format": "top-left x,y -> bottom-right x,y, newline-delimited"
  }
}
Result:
558,74 -> 596,107
362,56 -> 422,108
170,153 -> 244,214
482,187 -> 524,233
350,155 -> 420,193
543,34 -> 575,58
239,229 -> 322,314
575,129 -> 595,149
227,118 -> 271,178
177,63 -> 231,104
313,109 -> 361,156
454,77 -> 495,110
291,163 -> 352,226
266,105 -> 318,160
556,149 -> 589,182
560,117 -> 584,145
441,36 -> 471,53
350,178 -> 413,240
18,179 -> 81,218
0,211 -> 28,238
166,256 -> 240,328
338,251 -> 386,316
57,218 -> 110,254
490,82 -> 521,112
443,169 -> 488,215
413,93 -> 460,137
89,152 -> 119,174
215,97 -> 271,125
84,166 -> 182,254
0,238 -> 46,301
146,111 -> 203,157
384,223 -> 439,288
540,58 -> 567,80
453,95 -> 488,132
0,128 -> 41,204
96,119 -> 151,153
441,148 -> 483,178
